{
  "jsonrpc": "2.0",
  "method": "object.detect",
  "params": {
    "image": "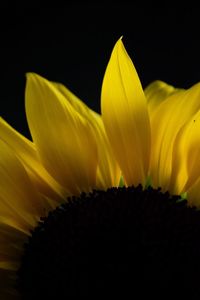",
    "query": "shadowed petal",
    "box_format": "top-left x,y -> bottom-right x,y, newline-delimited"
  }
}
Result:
0,268 -> 20,299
